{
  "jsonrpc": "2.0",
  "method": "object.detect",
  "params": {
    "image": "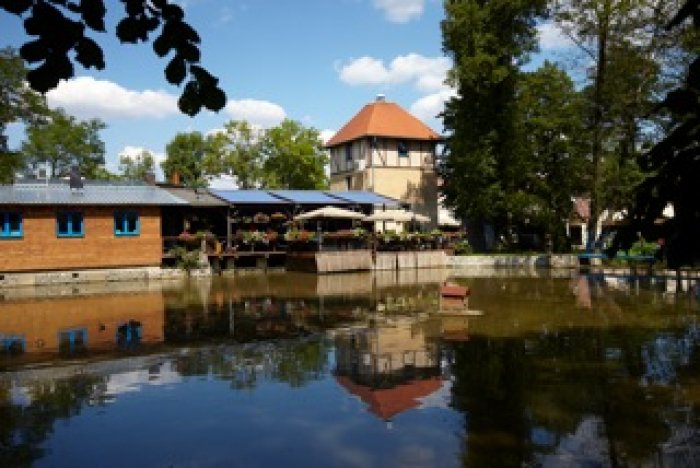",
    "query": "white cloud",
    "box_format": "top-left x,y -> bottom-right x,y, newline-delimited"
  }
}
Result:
537,22 -> 572,50
338,53 -> 450,93
372,0 -> 424,23
224,99 -> 286,127
320,129 -> 336,144
409,88 -> 456,122
46,77 -> 179,120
